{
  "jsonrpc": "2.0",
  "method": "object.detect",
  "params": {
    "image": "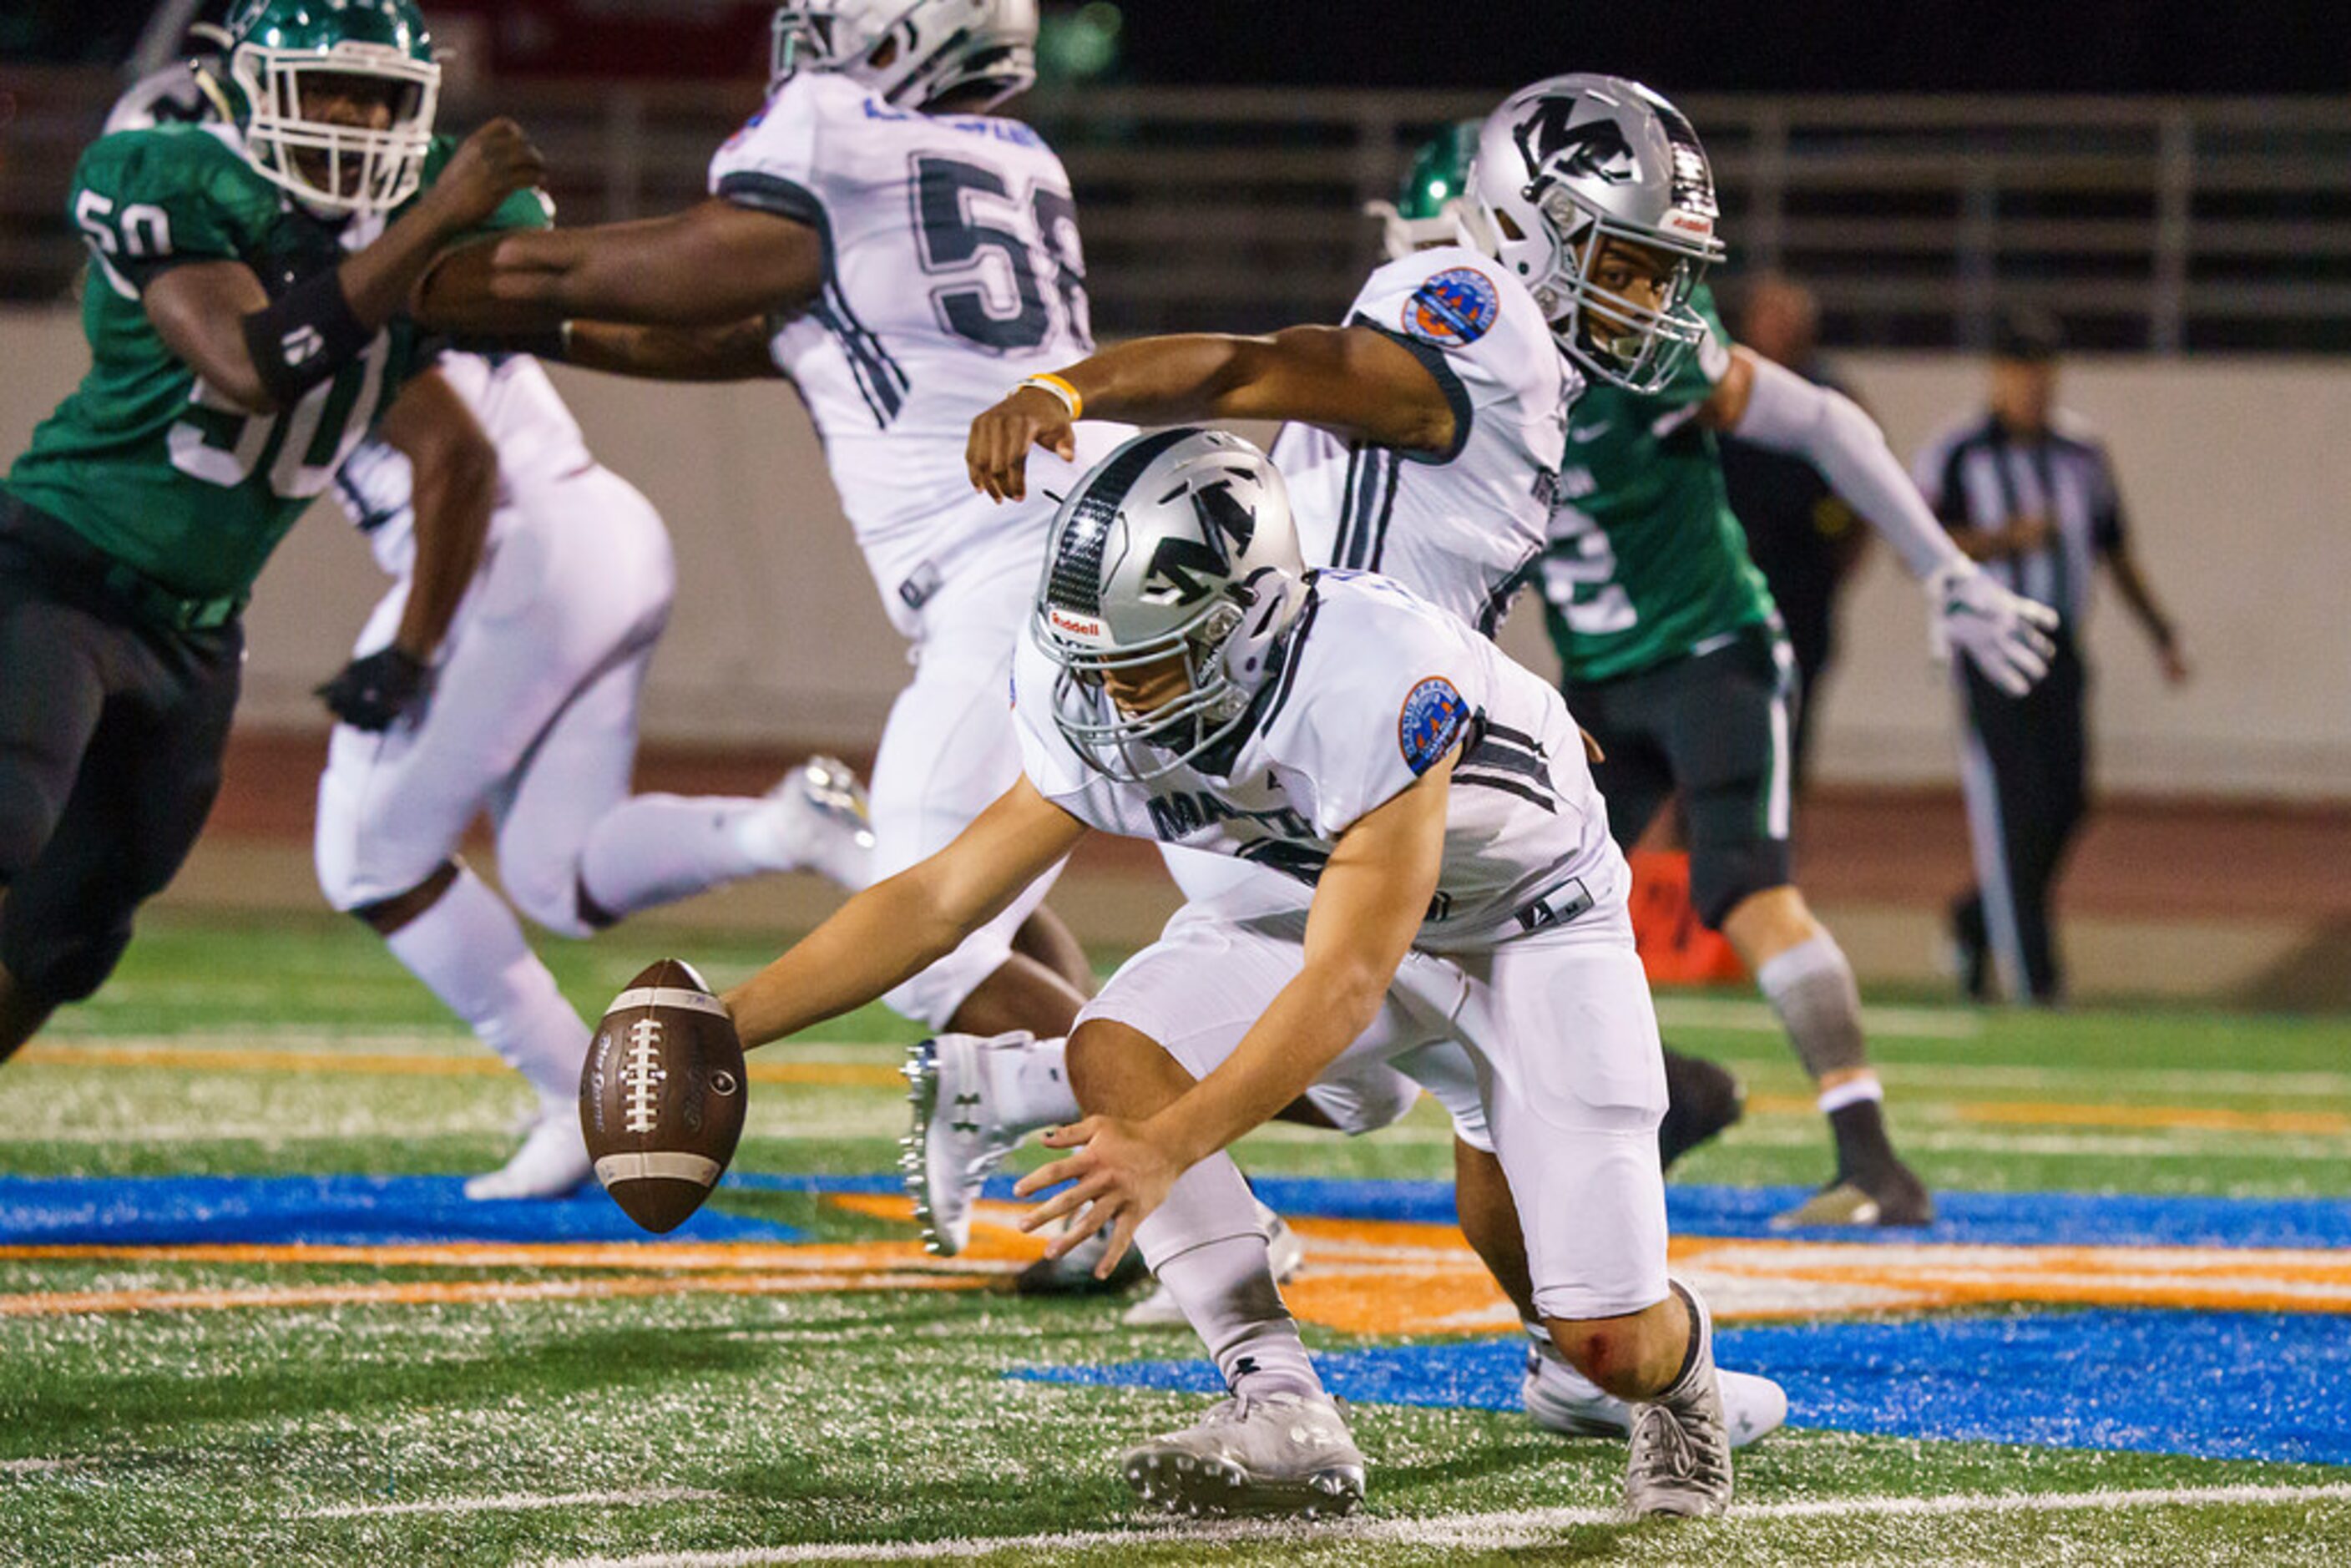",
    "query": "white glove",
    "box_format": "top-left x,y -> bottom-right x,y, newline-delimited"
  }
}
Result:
1927,561 -> 2060,696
